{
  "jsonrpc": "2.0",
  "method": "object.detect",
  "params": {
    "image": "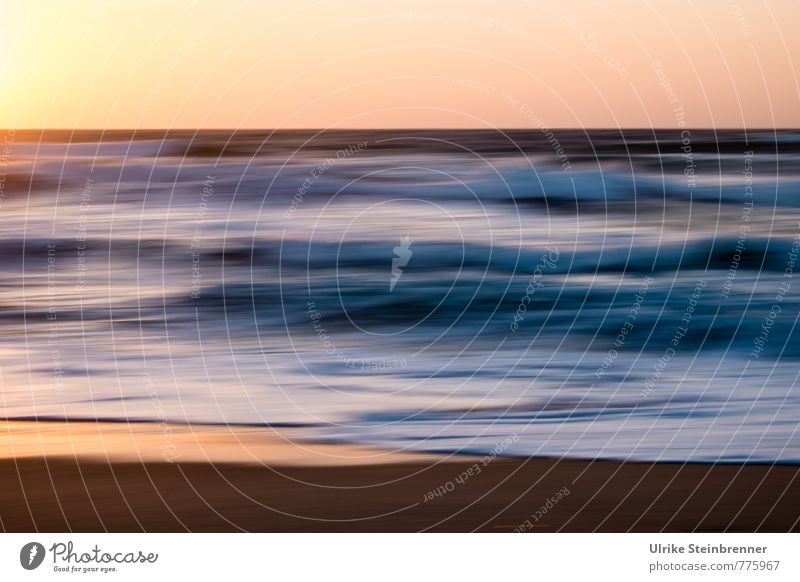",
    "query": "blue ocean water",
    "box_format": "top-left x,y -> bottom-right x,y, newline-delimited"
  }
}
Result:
1,129 -> 799,462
